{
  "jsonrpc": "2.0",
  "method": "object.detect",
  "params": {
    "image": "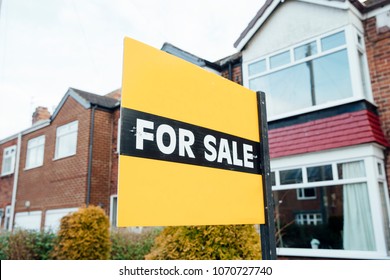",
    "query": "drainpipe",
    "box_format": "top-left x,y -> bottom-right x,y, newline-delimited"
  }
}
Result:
86,105 -> 97,206
8,132 -> 22,231
228,61 -> 233,81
